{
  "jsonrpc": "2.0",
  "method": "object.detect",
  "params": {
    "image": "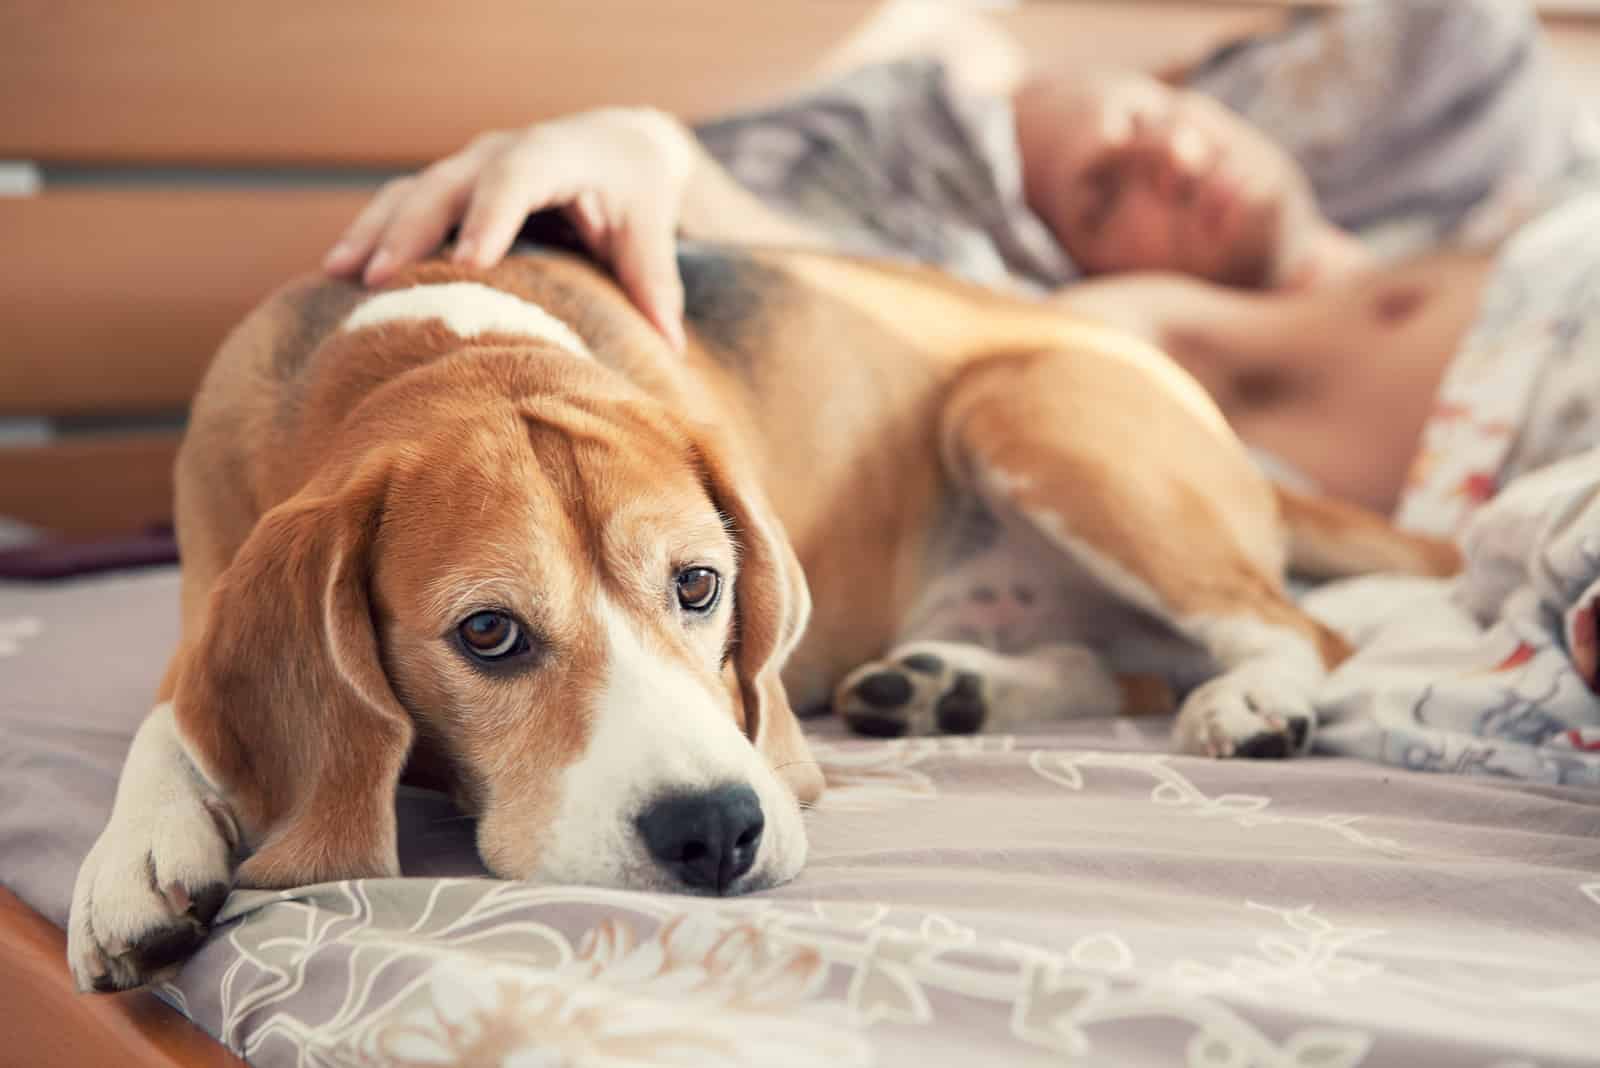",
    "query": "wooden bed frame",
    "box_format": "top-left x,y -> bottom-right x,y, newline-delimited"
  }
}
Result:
1,1 -> 1592,1063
